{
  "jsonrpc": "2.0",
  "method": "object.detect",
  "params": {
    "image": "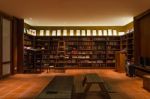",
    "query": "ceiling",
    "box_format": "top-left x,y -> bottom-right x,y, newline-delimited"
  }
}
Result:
0,0 -> 150,26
